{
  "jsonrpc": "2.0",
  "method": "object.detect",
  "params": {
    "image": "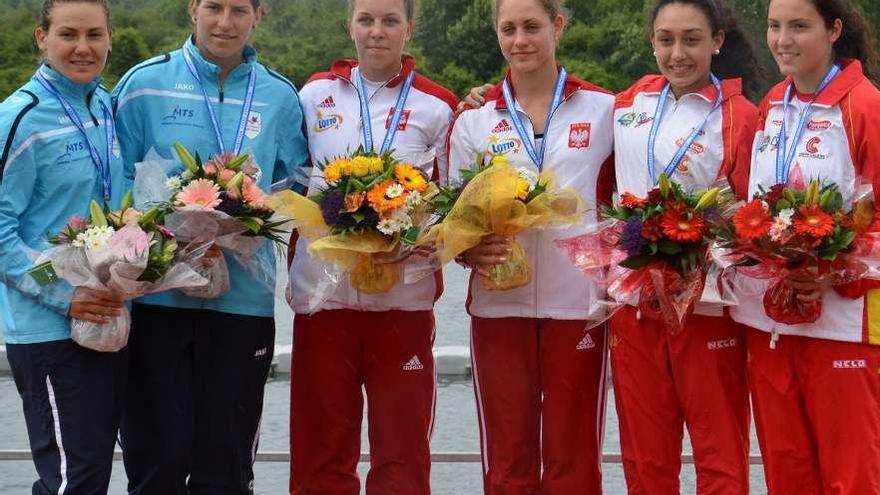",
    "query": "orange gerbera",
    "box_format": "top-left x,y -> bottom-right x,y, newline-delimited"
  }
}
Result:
394,164 -> 428,192
620,192 -> 648,208
793,205 -> 835,238
660,207 -> 705,243
367,180 -> 408,215
343,192 -> 365,212
733,200 -> 773,240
